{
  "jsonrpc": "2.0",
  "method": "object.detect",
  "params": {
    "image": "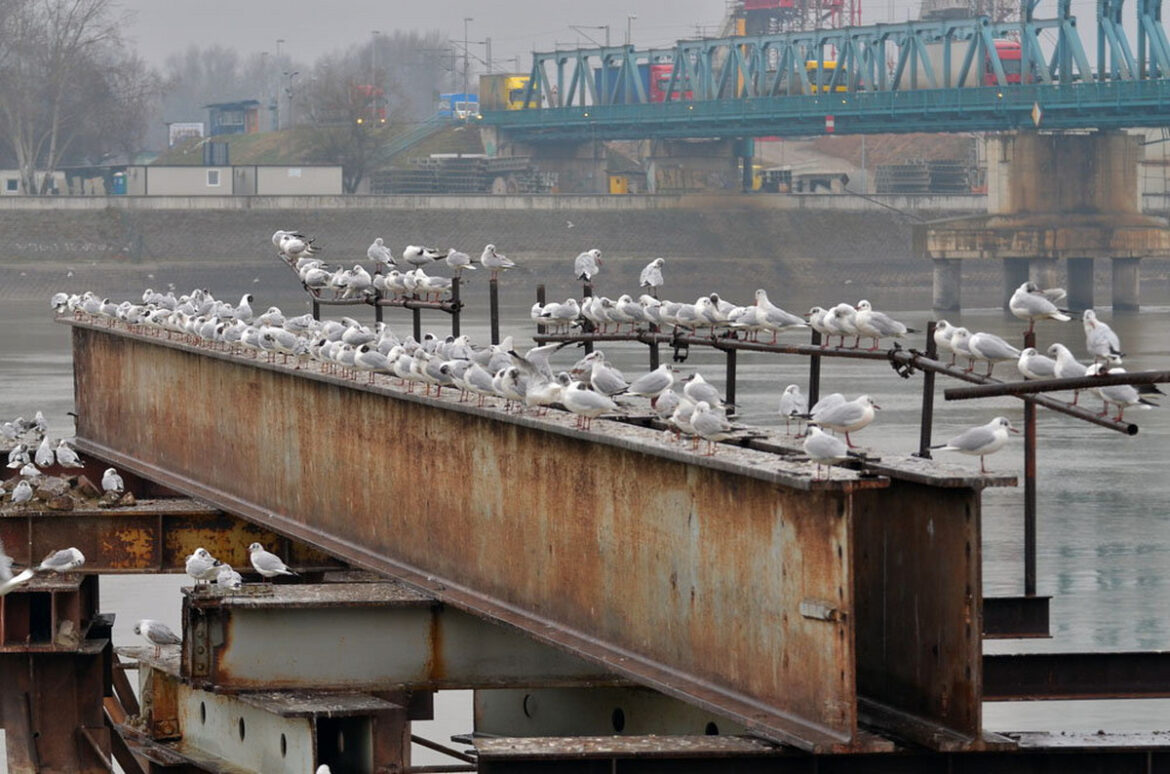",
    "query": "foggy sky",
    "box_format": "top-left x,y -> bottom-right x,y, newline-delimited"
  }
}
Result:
116,0 -> 1108,73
